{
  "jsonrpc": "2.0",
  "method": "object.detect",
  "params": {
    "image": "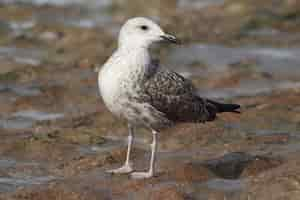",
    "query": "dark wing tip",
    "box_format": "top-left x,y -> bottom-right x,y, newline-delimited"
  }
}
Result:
207,99 -> 241,114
